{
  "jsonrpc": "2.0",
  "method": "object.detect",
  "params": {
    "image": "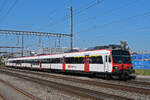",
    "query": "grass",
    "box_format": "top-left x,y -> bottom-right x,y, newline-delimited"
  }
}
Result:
0,61 -> 5,67
135,69 -> 150,76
